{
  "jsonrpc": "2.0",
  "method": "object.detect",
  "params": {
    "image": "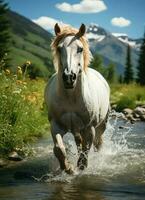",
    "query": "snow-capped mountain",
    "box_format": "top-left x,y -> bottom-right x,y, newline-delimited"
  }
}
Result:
112,33 -> 141,51
86,23 -> 107,42
86,23 -> 142,74
86,24 -> 141,51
